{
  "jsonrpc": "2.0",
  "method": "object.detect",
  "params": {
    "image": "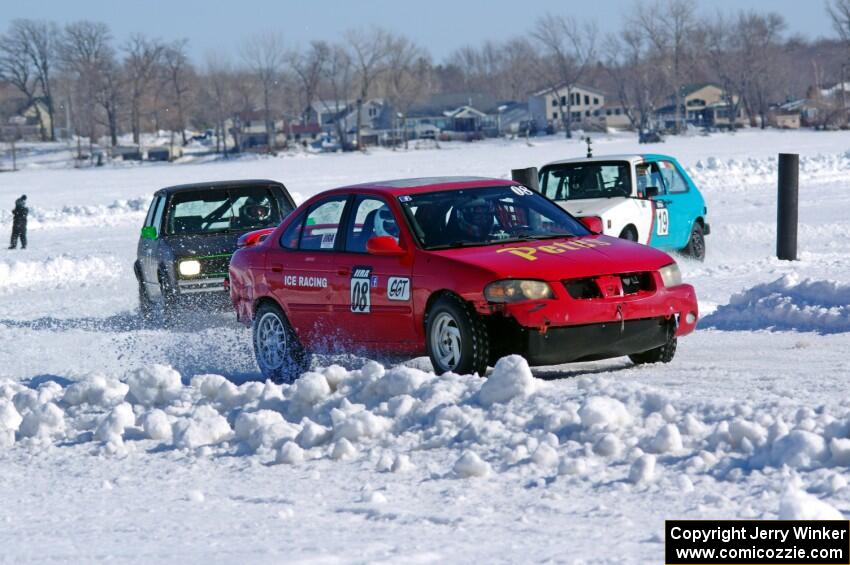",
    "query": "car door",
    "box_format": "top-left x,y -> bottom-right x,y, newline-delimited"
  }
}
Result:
265,195 -> 347,350
143,194 -> 167,289
330,195 -> 416,350
638,161 -> 677,250
653,159 -> 701,250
